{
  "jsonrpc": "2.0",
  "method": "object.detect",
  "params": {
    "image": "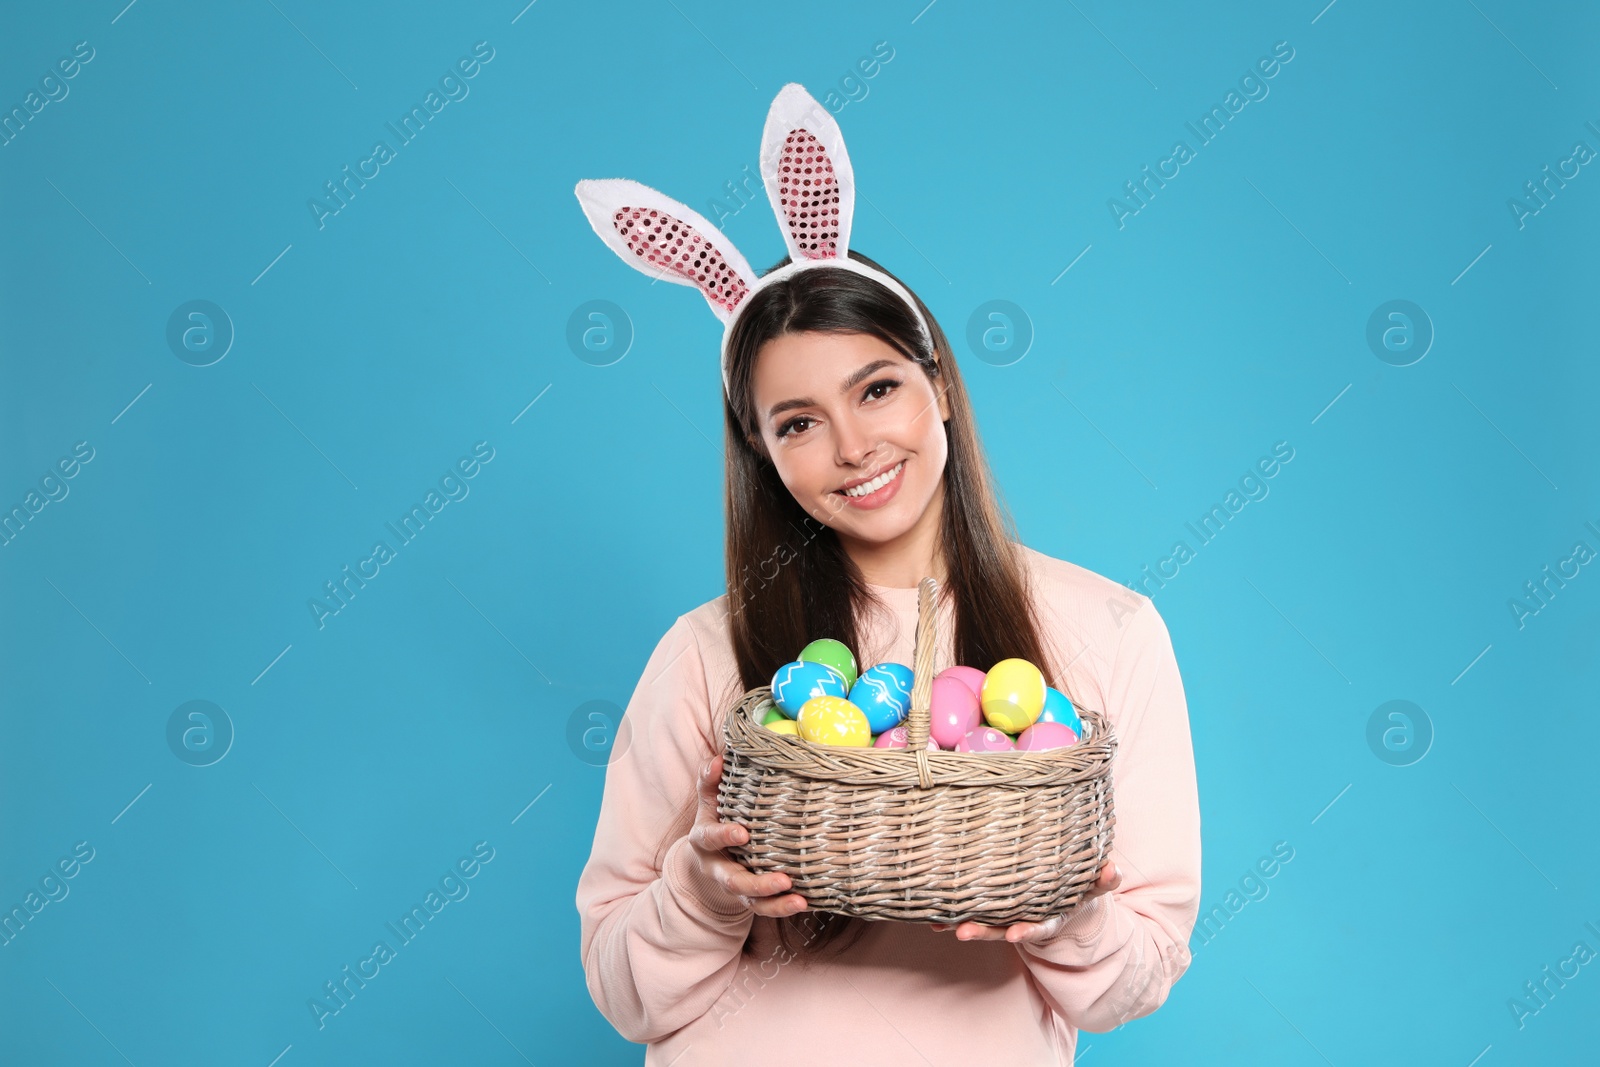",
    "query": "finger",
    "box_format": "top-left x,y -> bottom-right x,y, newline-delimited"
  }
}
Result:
695,851 -> 791,897
1003,922 -> 1037,942
697,755 -> 724,804
722,868 -> 793,899
1094,863 -> 1123,894
1006,915 -> 1064,943
749,892 -> 808,918
953,922 -> 1009,941
689,819 -> 748,852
